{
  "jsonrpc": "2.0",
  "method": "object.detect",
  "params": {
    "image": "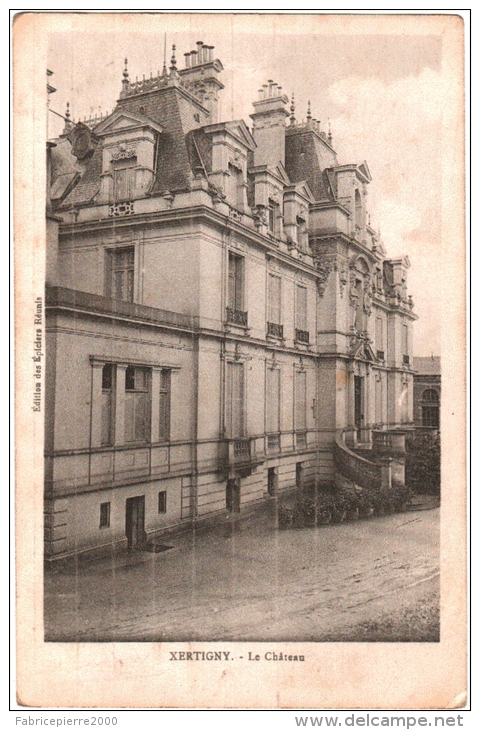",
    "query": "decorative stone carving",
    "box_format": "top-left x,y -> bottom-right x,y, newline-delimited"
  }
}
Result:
252,205 -> 267,228
108,201 -> 134,217
229,208 -> 242,221
111,146 -> 136,161
315,255 -> 334,297
338,262 -> 348,298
